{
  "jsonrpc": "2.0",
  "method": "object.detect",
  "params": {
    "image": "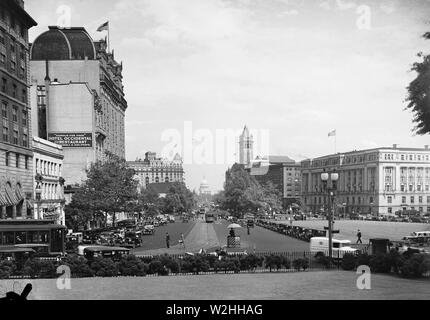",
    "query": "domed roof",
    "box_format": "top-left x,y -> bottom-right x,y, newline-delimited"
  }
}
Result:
200,177 -> 208,186
31,26 -> 96,61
